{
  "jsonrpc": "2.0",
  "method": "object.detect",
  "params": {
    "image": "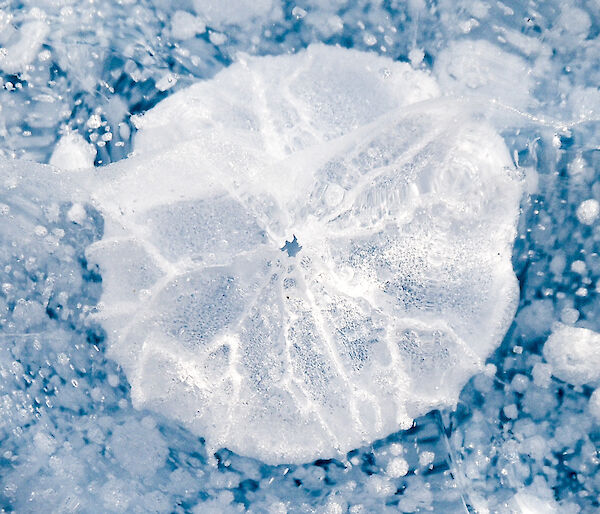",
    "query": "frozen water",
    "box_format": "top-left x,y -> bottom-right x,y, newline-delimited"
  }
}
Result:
543,324 -> 600,386
435,39 -> 534,109
1,0 -> 600,512
0,18 -> 48,74
83,44 -> 522,464
190,0 -> 282,31
576,198 -> 600,225
49,131 -> 97,170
